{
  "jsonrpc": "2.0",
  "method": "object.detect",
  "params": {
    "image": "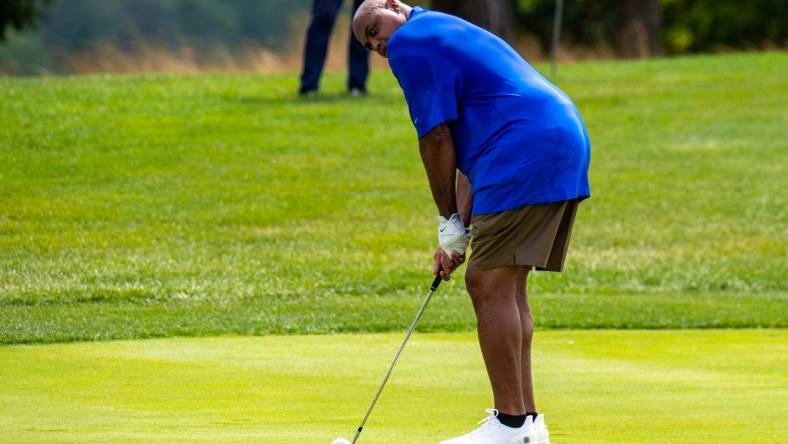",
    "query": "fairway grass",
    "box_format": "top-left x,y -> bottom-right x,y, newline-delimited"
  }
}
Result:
1,52 -> 787,342
1,330 -> 786,443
